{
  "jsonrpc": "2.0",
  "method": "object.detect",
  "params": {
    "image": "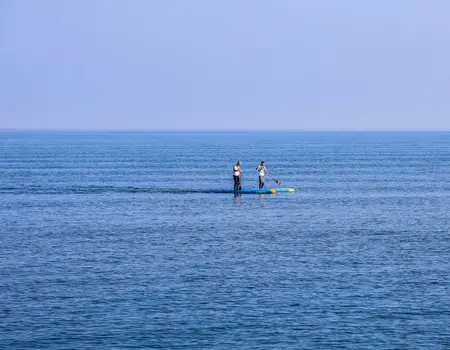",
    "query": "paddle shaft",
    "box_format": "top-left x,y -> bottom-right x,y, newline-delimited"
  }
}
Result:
267,174 -> 281,185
